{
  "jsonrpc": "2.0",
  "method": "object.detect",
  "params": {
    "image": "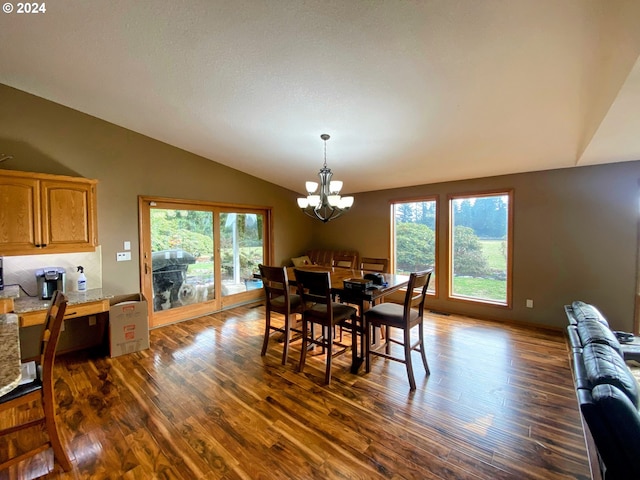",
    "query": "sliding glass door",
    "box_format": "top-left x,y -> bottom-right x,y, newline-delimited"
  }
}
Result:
139,197 -> 270,328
